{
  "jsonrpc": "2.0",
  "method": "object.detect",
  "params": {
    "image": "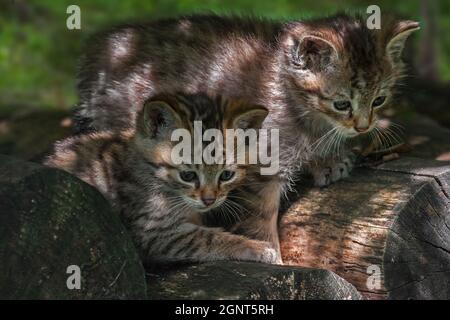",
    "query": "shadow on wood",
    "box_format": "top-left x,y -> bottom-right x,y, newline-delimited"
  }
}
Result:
280,115 -> 450,299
